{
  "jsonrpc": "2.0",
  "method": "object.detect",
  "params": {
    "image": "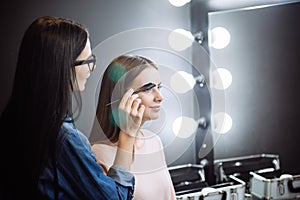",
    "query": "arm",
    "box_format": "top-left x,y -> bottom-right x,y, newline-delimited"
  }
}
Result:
38,124 -> 135,200
113,88 -> 145,170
